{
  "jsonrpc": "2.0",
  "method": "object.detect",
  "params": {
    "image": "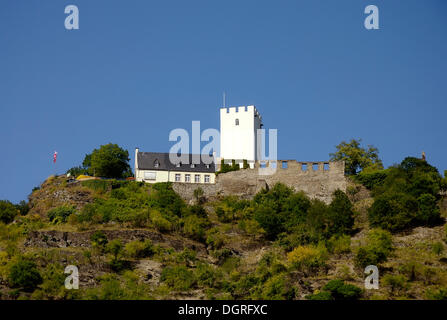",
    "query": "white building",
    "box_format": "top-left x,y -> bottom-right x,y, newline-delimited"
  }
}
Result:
134,149 -> 216,184
219,105 -> 263,168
